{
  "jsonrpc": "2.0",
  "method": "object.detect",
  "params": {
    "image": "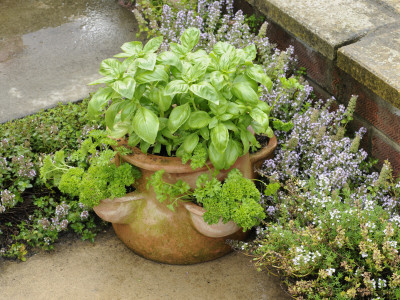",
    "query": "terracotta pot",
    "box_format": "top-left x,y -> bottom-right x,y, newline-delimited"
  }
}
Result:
93,136 -> 277,265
